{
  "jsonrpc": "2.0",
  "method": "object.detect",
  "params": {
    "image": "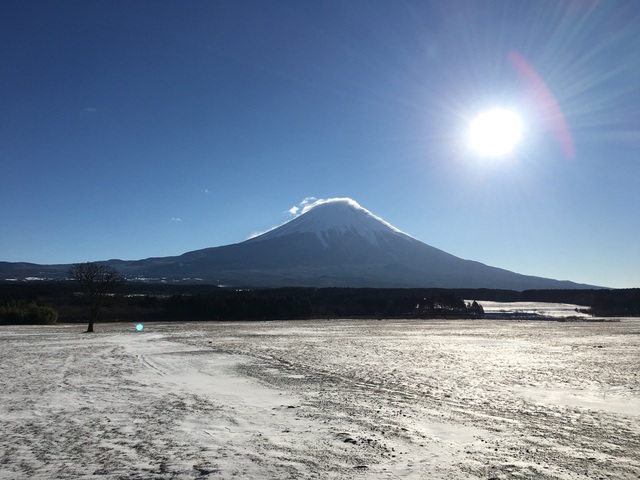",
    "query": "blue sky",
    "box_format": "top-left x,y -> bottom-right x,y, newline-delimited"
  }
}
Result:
1,0 -> 639,288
